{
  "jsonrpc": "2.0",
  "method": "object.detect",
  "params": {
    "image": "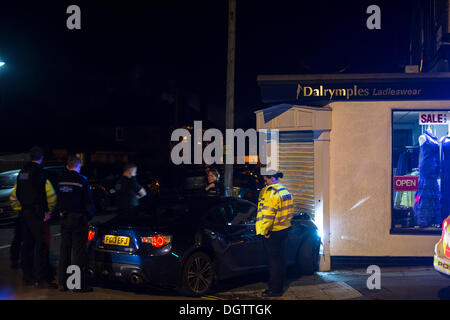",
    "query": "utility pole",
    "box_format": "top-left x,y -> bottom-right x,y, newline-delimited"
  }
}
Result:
224,0 -> 236,195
